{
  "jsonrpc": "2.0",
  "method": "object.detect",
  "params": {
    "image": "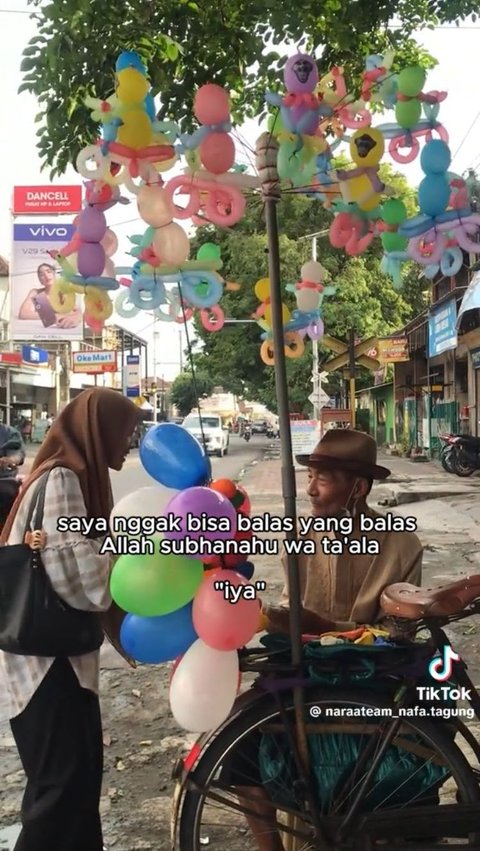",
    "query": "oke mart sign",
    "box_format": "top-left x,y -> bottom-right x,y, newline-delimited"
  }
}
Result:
72,351 -> 118,374
12,185 -> 82,215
